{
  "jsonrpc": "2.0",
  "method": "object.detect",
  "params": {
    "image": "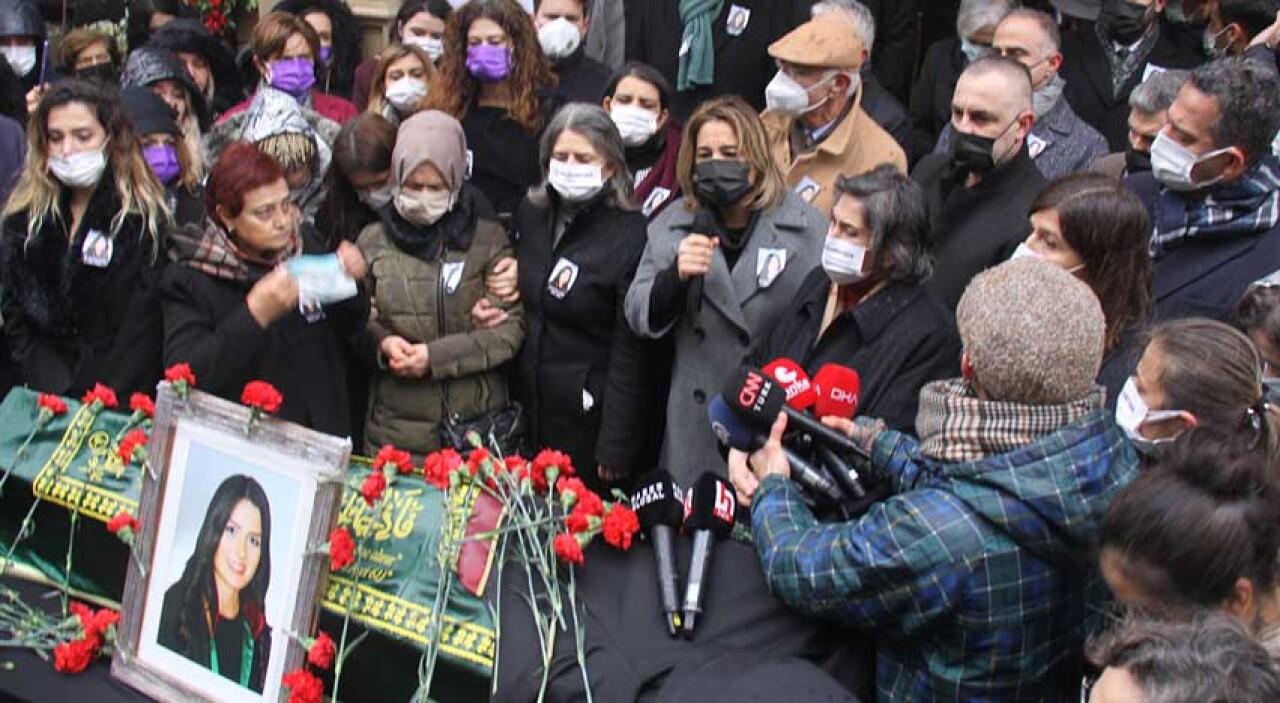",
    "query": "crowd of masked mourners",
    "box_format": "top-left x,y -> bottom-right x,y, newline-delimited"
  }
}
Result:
7,0 -> 1280,699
